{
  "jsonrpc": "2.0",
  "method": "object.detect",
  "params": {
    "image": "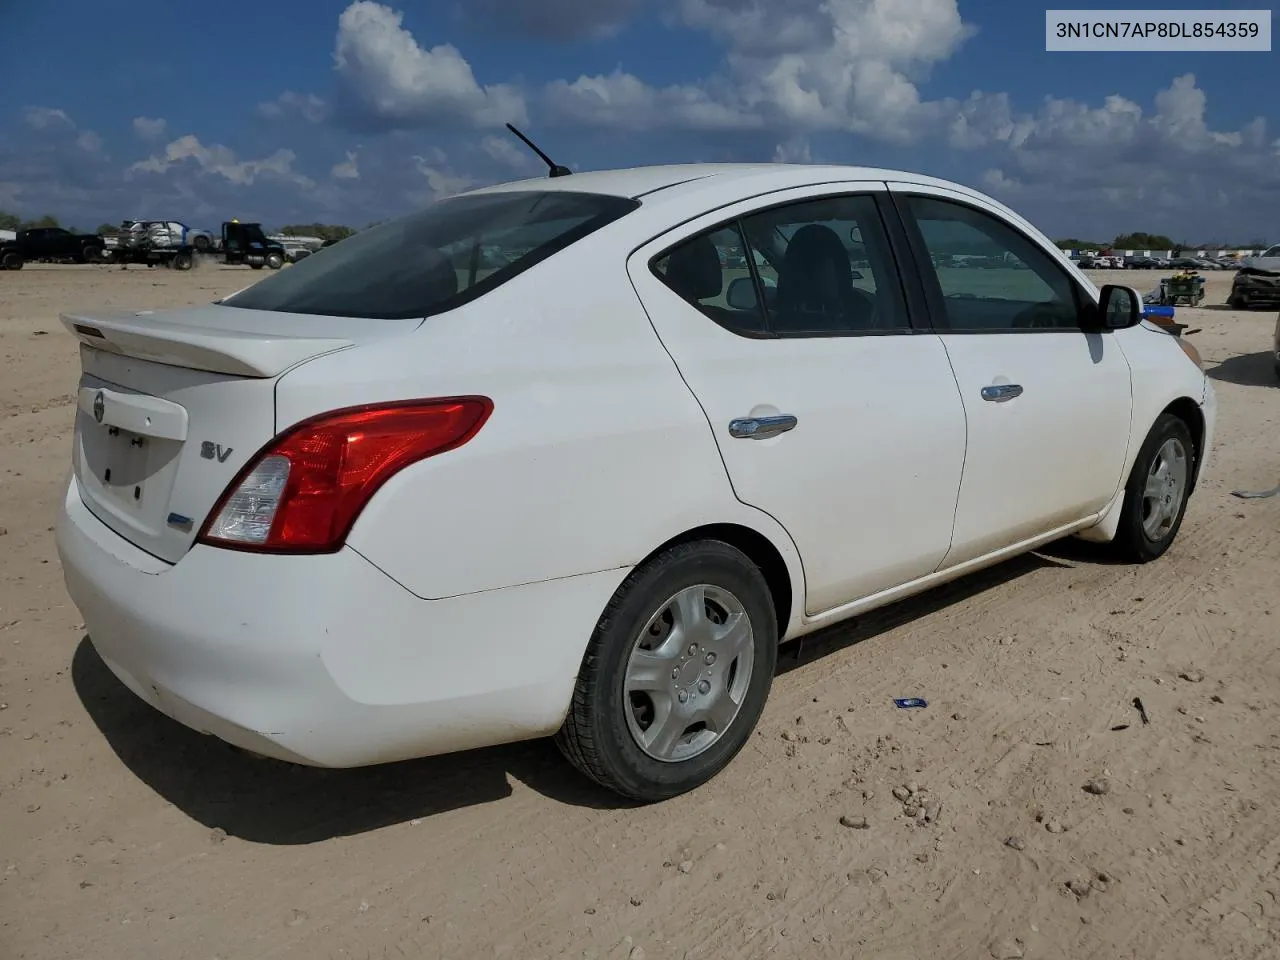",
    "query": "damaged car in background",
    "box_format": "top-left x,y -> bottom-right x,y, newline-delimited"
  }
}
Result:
1228,243 -> 1280,309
